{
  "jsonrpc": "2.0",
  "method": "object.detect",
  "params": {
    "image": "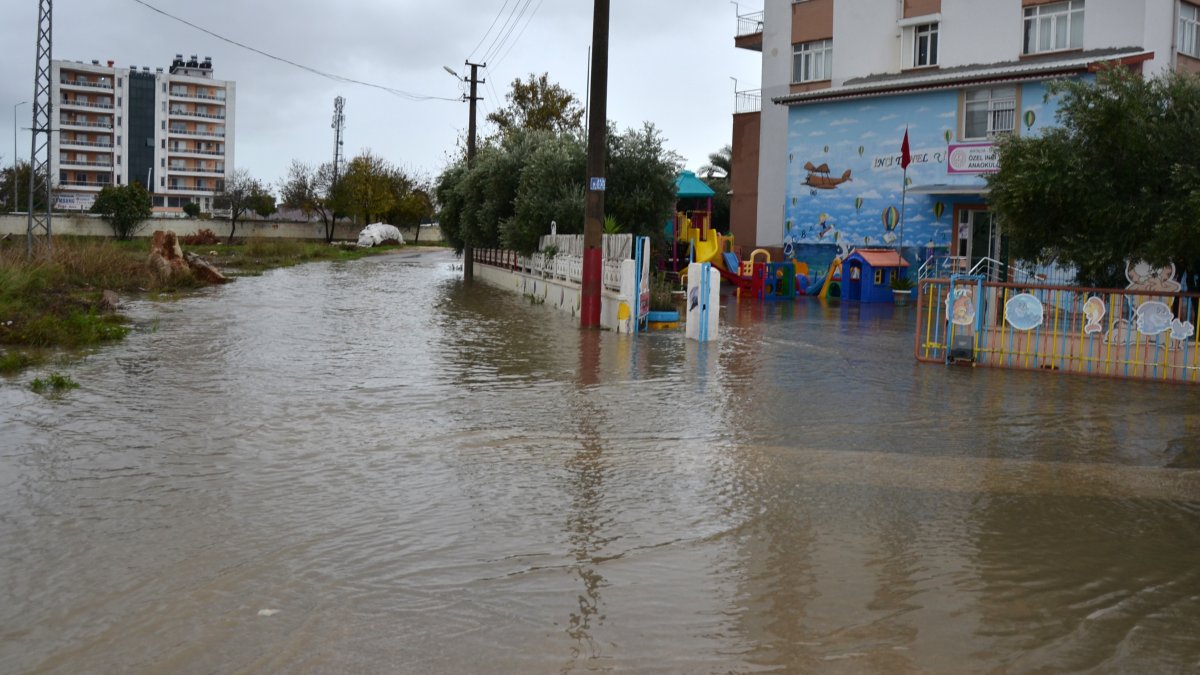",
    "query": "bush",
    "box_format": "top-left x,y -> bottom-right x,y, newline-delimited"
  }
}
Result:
182,228 -> 220,246
182,202 -> 201,217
